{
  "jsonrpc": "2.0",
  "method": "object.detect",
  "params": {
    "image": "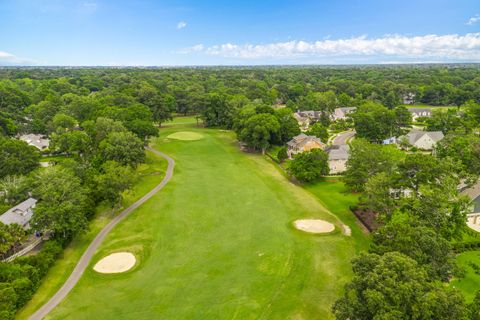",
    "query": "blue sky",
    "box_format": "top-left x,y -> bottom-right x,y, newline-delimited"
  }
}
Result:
0,0 -> 479,65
